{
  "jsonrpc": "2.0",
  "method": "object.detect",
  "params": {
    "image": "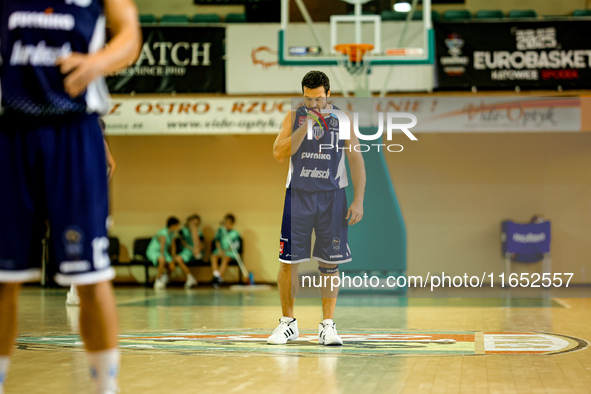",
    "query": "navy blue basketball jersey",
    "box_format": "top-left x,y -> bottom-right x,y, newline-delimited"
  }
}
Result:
287,104 -> 348,191
0,0 -> 109,117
